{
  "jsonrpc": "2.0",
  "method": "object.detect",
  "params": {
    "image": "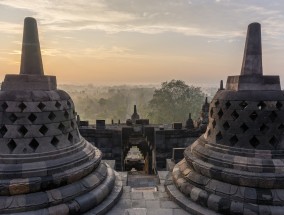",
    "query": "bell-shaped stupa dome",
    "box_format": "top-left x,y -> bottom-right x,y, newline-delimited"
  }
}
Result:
0,17 -> 122,214
167,23 -> 284,215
